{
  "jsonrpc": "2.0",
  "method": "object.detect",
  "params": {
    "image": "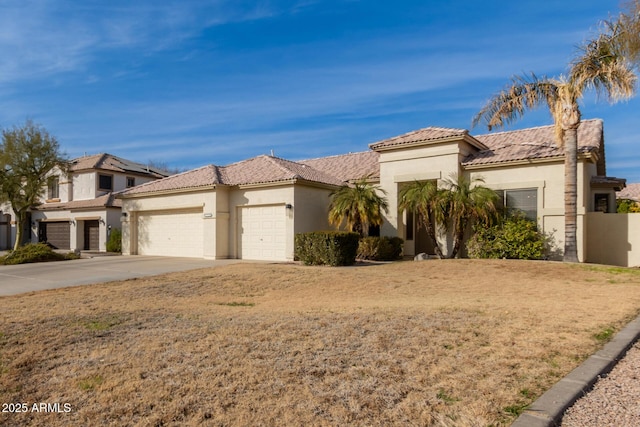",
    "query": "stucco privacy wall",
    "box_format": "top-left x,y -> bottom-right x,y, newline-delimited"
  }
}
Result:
587,212 -> 640,267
